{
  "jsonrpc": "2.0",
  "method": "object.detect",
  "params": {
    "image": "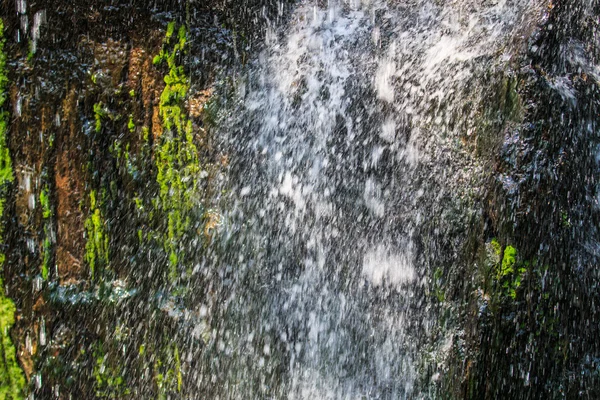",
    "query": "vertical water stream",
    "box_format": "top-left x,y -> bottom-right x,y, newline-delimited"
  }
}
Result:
197,0 -> 545,397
